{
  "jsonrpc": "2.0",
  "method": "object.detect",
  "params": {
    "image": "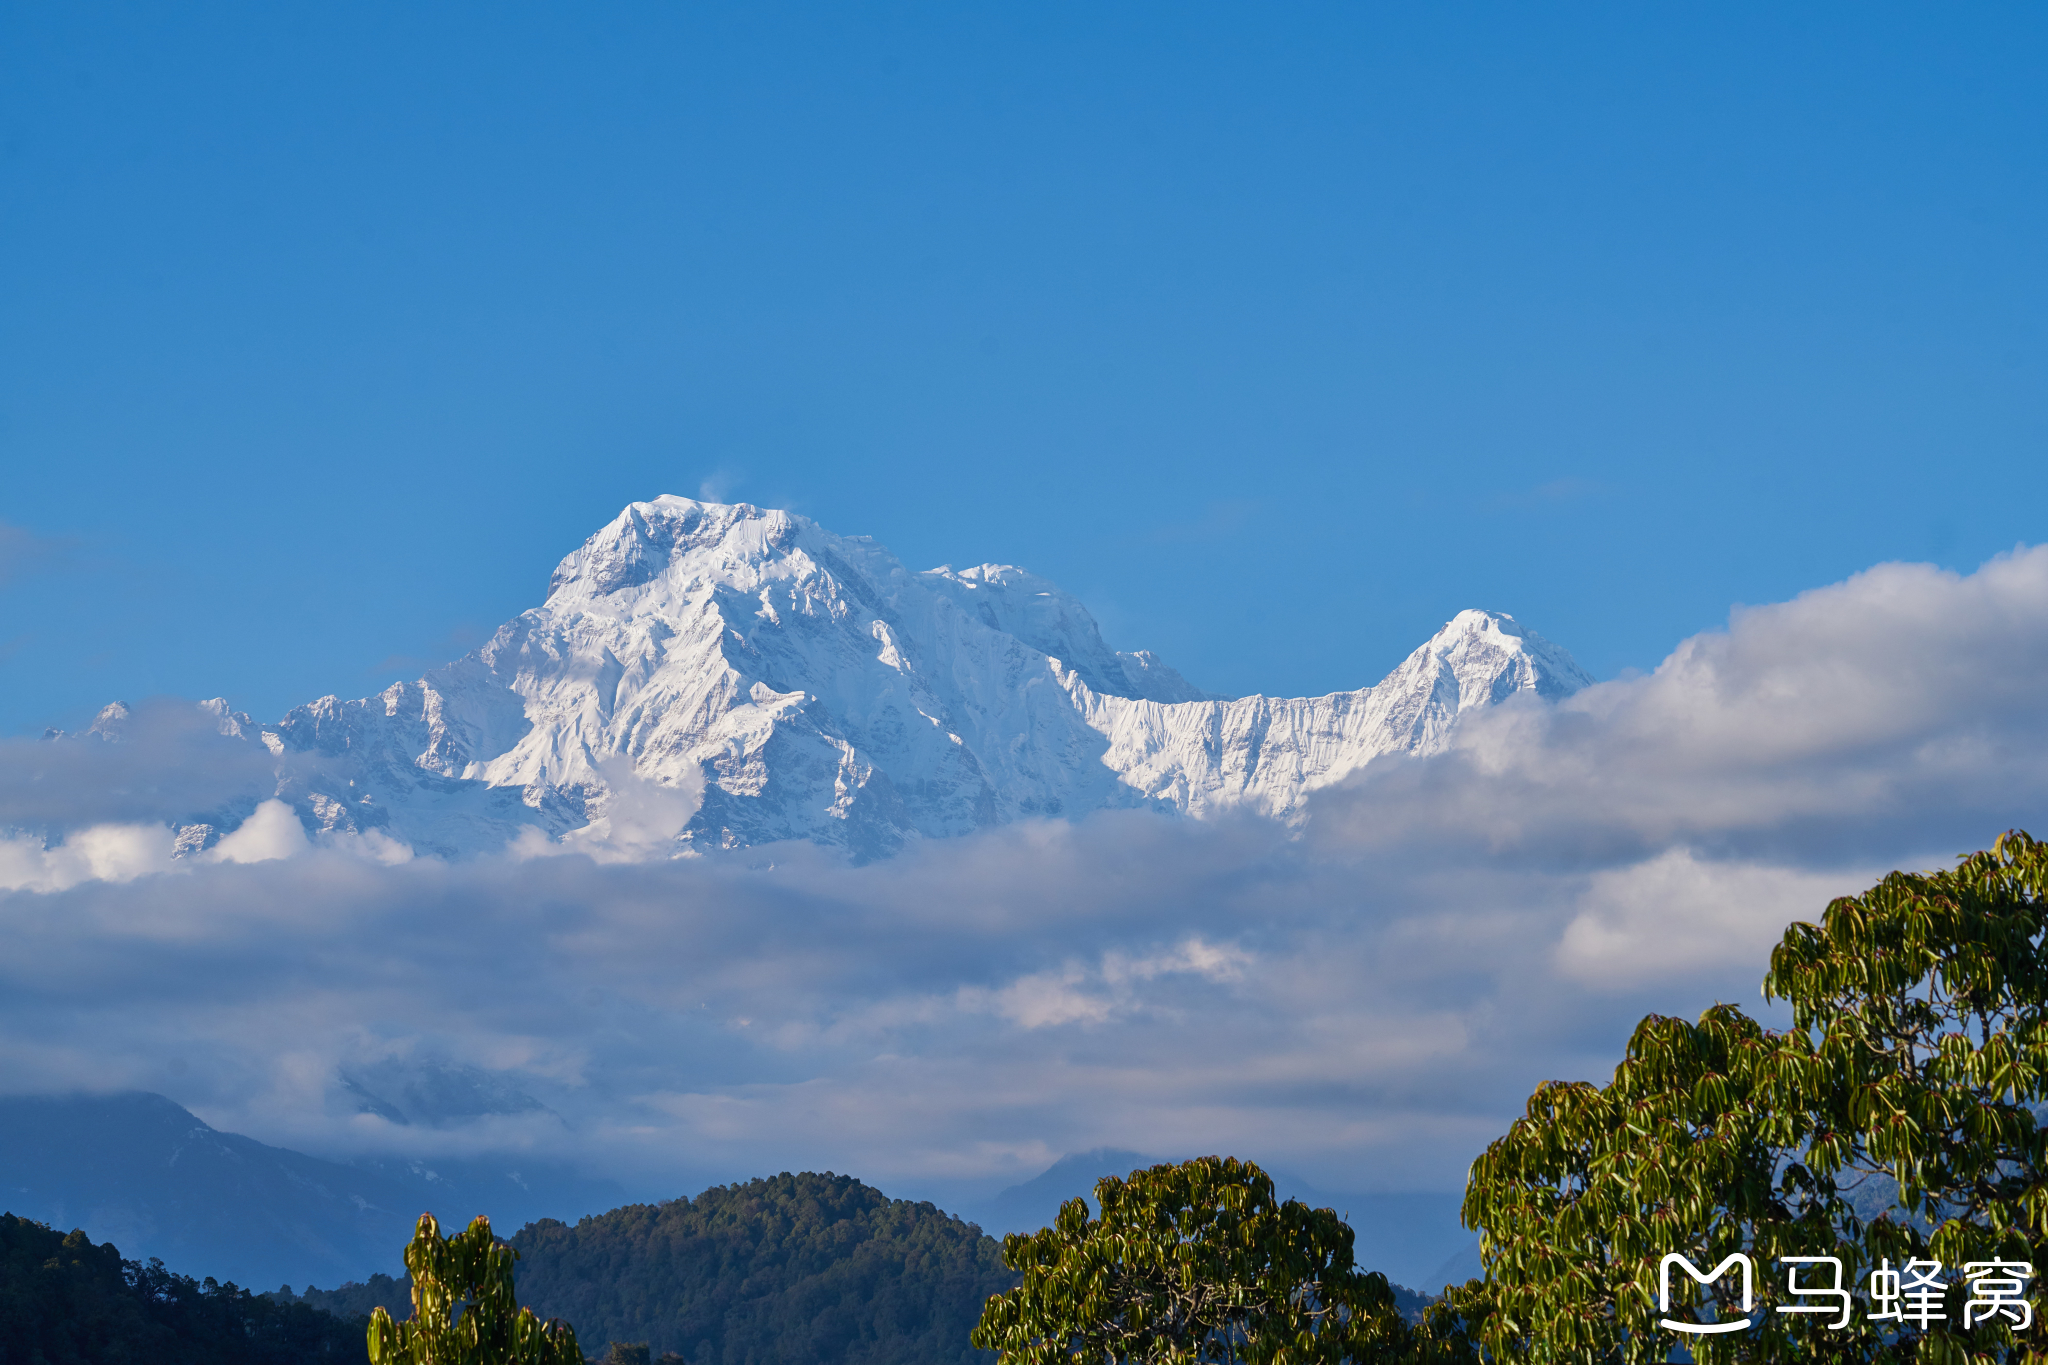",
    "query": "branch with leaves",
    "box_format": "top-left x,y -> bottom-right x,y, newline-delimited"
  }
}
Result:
366,1213 -> 582,1365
